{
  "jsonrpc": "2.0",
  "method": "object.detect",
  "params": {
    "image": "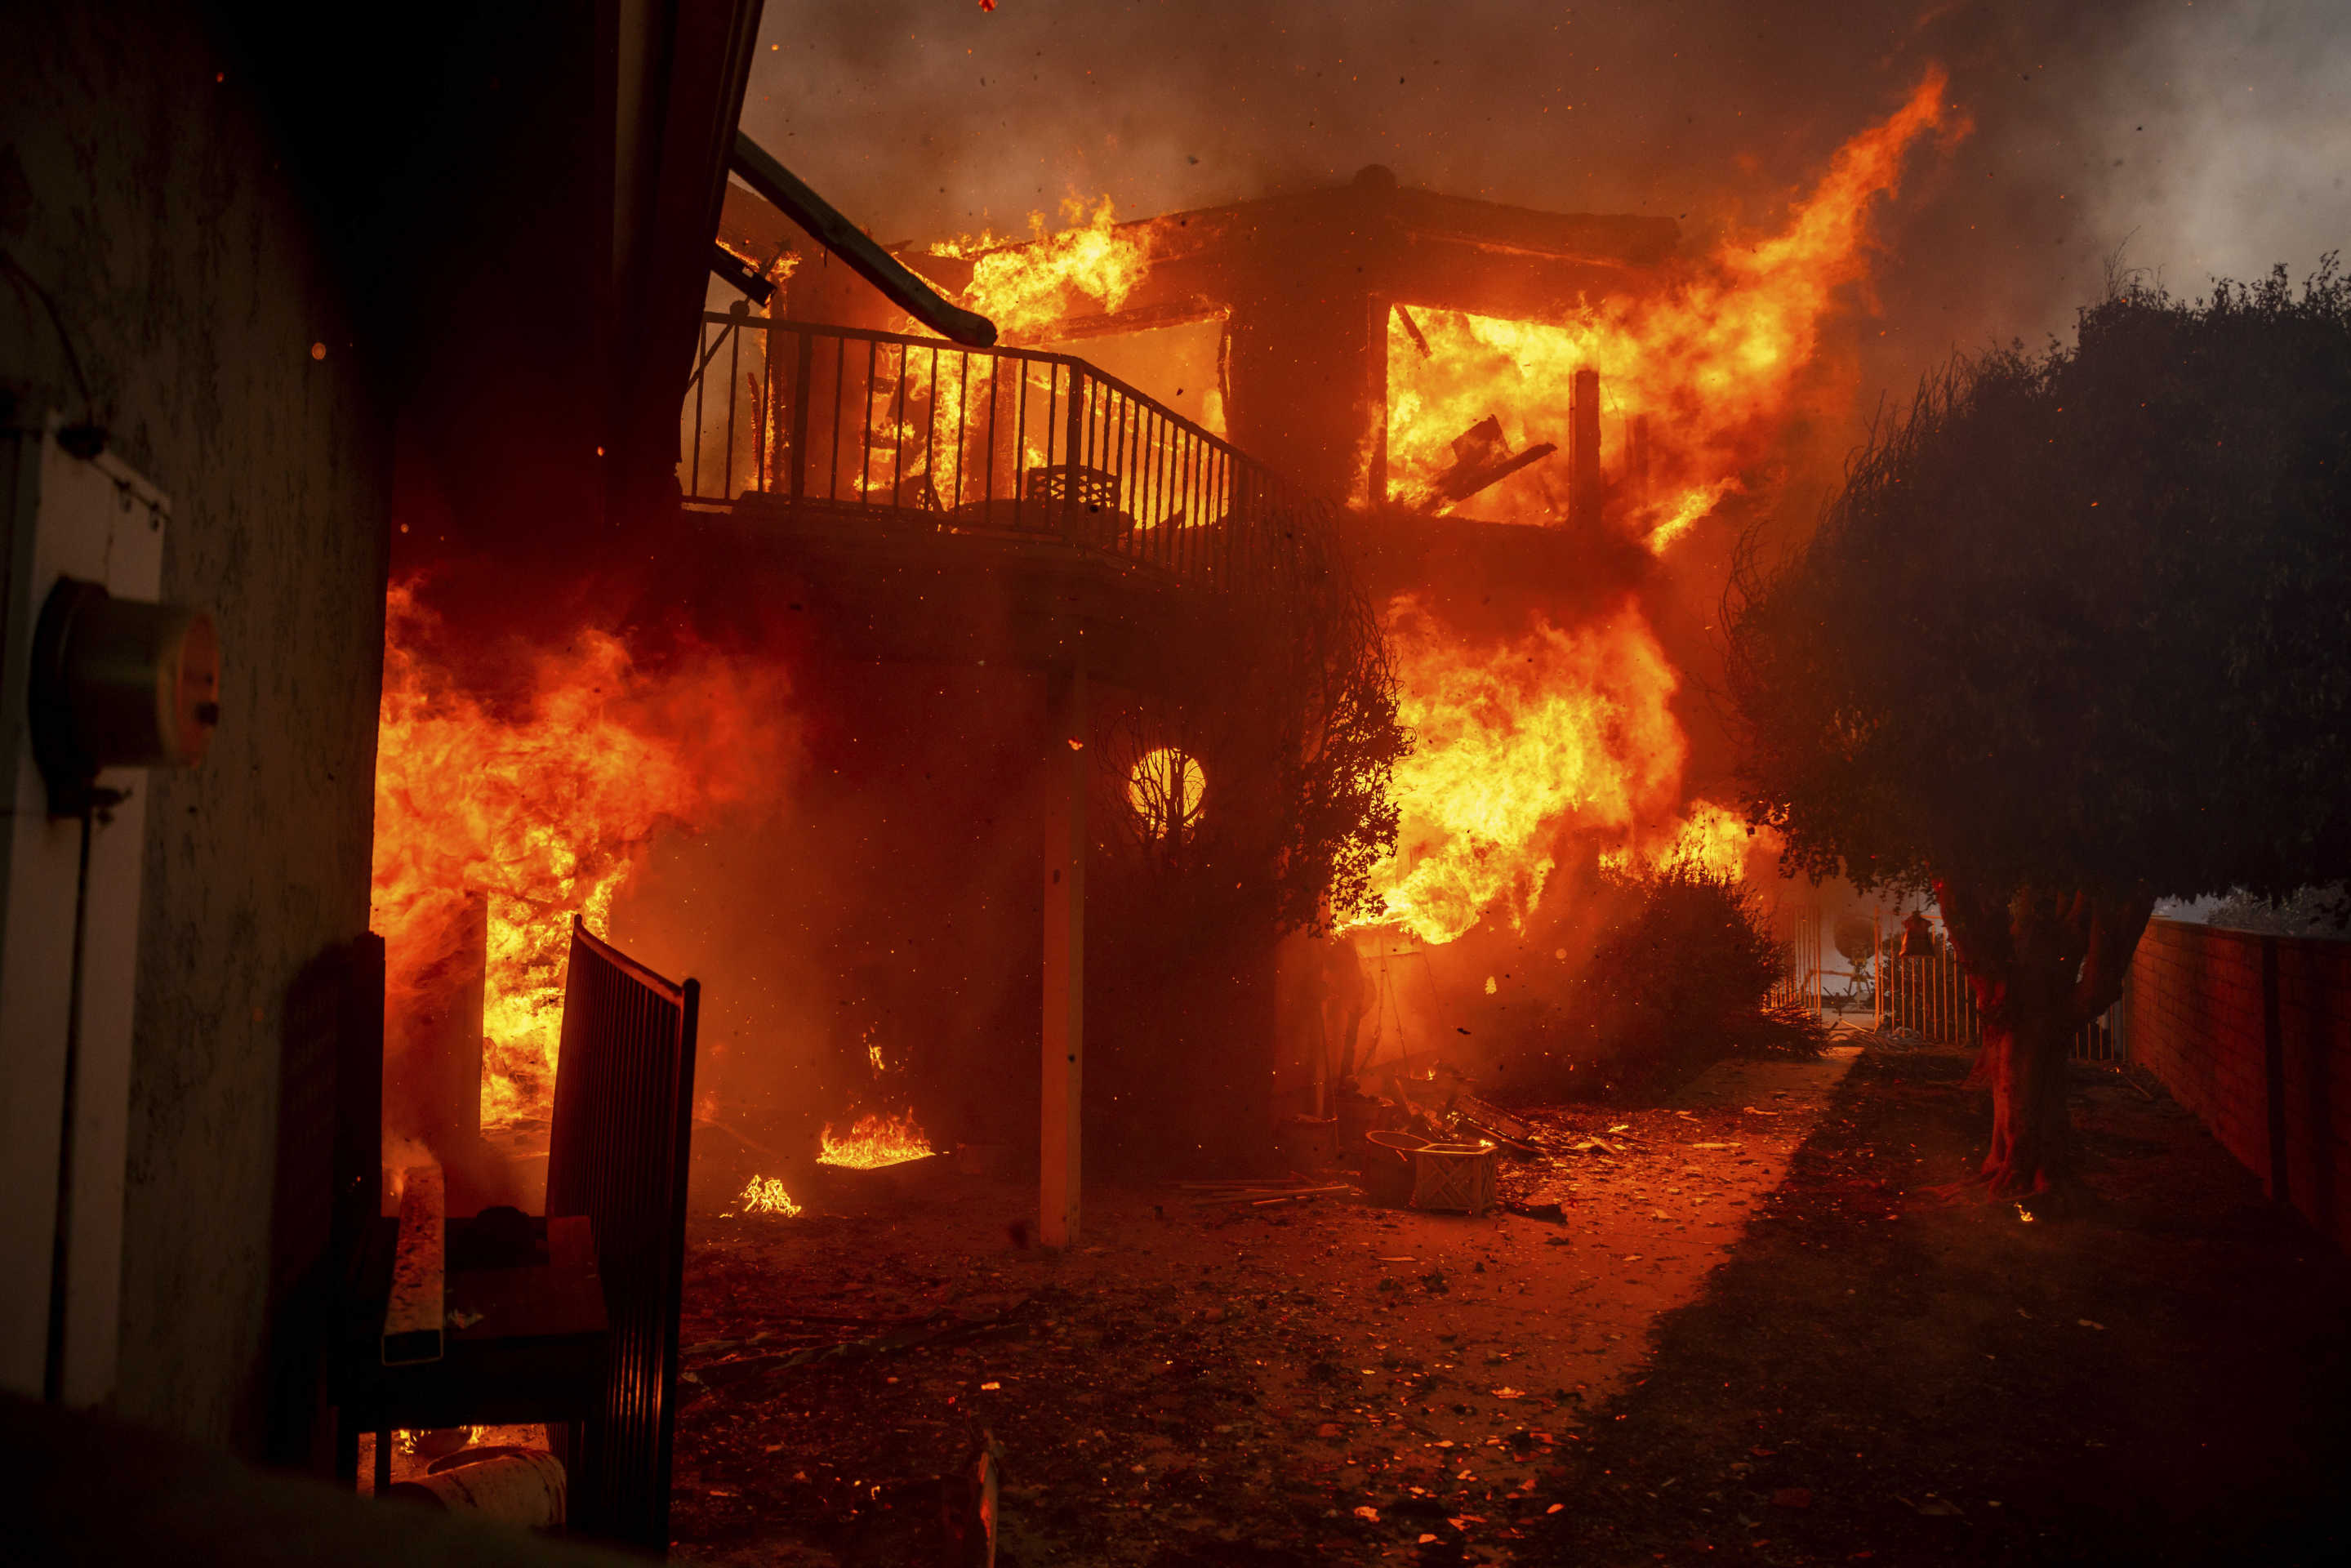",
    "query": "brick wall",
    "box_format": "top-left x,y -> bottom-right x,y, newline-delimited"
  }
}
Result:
2127,920 -> 2351,1250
